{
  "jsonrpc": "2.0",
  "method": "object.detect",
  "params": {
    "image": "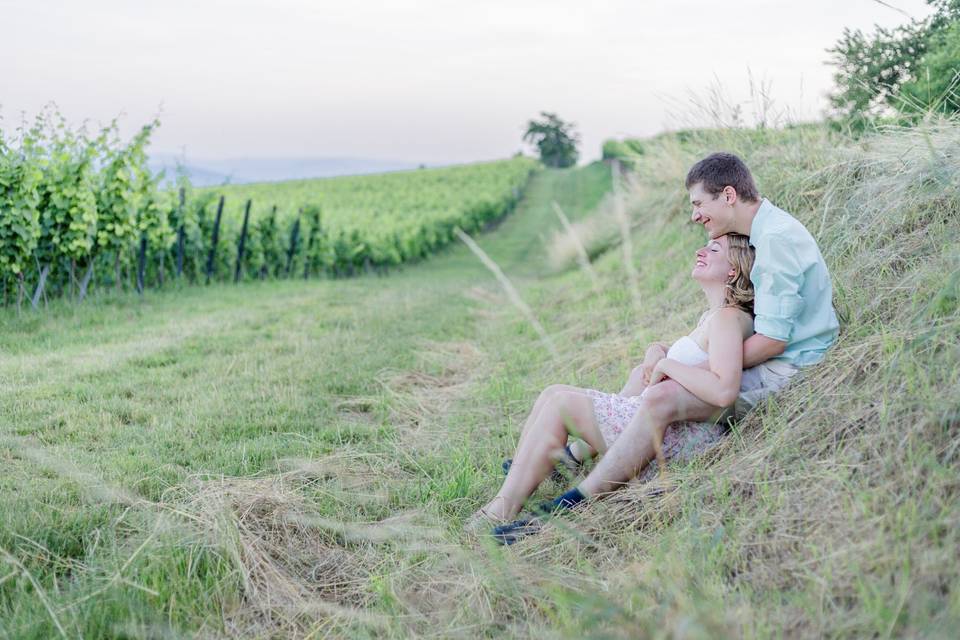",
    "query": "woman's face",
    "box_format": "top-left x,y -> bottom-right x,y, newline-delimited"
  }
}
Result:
692,234 -> 736,283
